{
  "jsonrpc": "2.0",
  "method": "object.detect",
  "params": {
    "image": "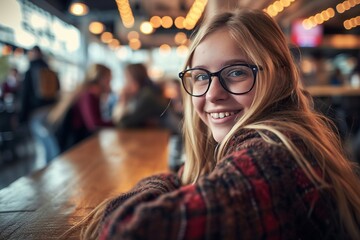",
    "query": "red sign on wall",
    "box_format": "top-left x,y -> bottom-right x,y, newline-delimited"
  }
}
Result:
291,19 -> 323,47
